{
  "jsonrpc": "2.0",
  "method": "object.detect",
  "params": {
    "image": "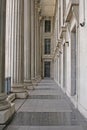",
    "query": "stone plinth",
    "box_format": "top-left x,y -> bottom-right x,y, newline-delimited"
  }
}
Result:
35,76 -> 41,84
0,93 -> 15,124
32,78 -> 38,86
12,84 -> 28,99
24,80 -> 34,90
0,93 -> 10,111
